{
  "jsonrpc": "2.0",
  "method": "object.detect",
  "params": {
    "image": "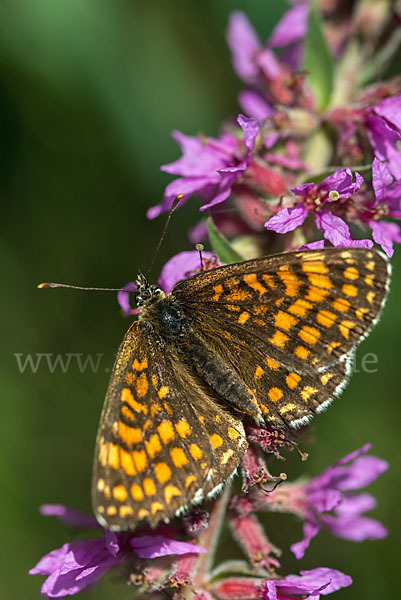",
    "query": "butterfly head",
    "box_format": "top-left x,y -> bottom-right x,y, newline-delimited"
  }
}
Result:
135,272 -> 162,307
